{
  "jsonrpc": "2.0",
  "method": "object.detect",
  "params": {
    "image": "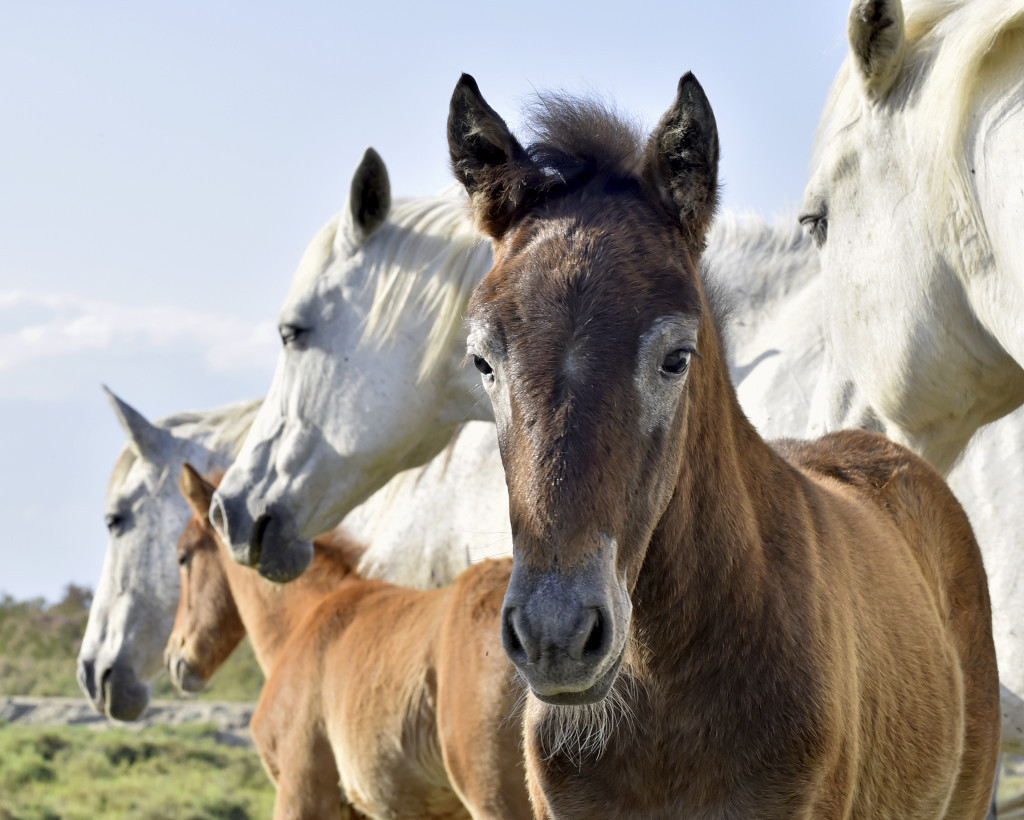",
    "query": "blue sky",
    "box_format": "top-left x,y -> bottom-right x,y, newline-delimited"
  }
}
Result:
1,0 -> 849,601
